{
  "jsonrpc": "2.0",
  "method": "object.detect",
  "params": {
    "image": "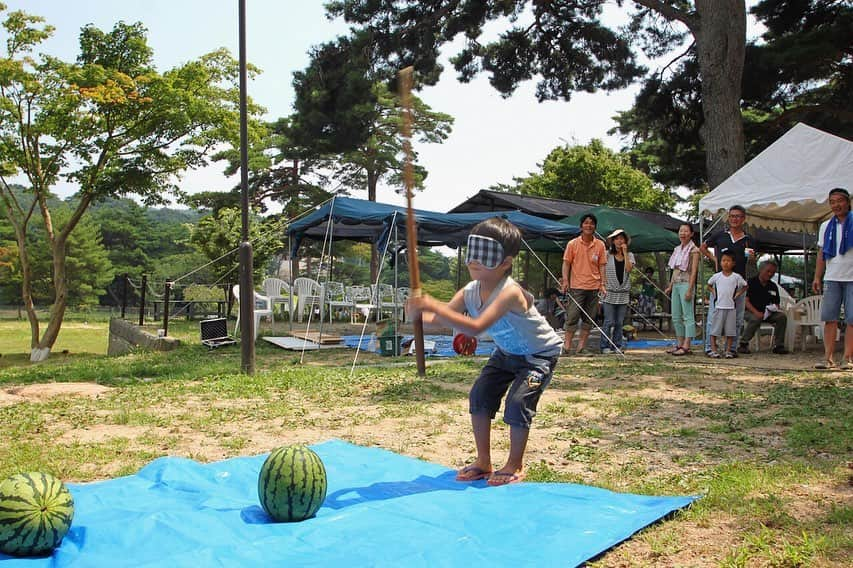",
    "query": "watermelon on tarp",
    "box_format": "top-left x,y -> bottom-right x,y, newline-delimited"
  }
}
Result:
0,472 -> 74,557
258,445 -> 327,522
